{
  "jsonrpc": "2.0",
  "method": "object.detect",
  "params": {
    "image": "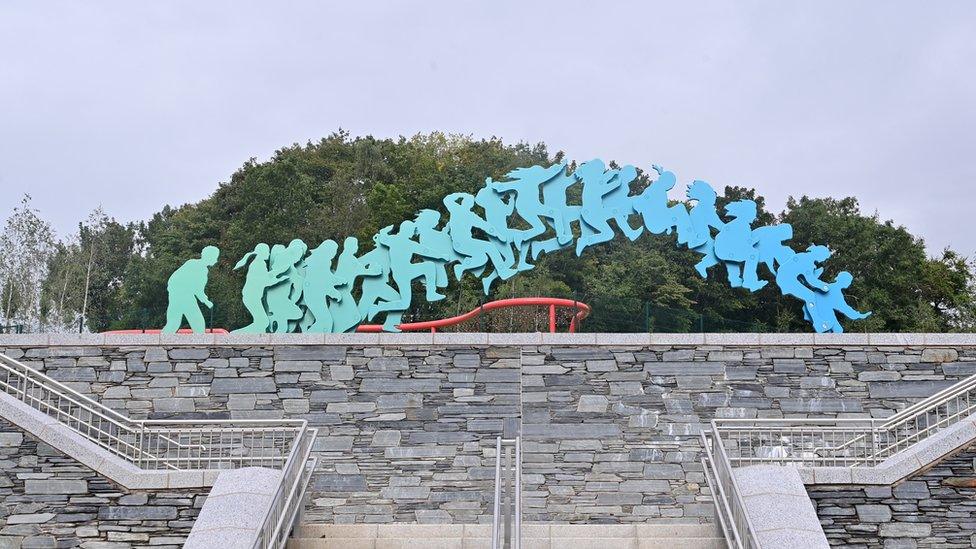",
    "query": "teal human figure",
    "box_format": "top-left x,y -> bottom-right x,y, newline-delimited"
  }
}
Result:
685,180 -> 724,277
576,160 -> 642,256
330,237 -> 381,333
444,192 -> 518,289
714,200 -> 766,291
357,229 -> 405,331
265,238 -> 308,333
633,166 -> 693,240
531,167 -> 580,260
369,220 -> 449,324
264,244 -> 287,331
233,243 -> 289,333
302,240 -> 344,333
266,239 -> 308,333
490,163 -> 563,269
752,224 -> 796,276
414,209 -> 463,289
475,183 -> 519,293
776,245 -> 831,310
803,271 -> 871,333
162,246 -> 220,334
